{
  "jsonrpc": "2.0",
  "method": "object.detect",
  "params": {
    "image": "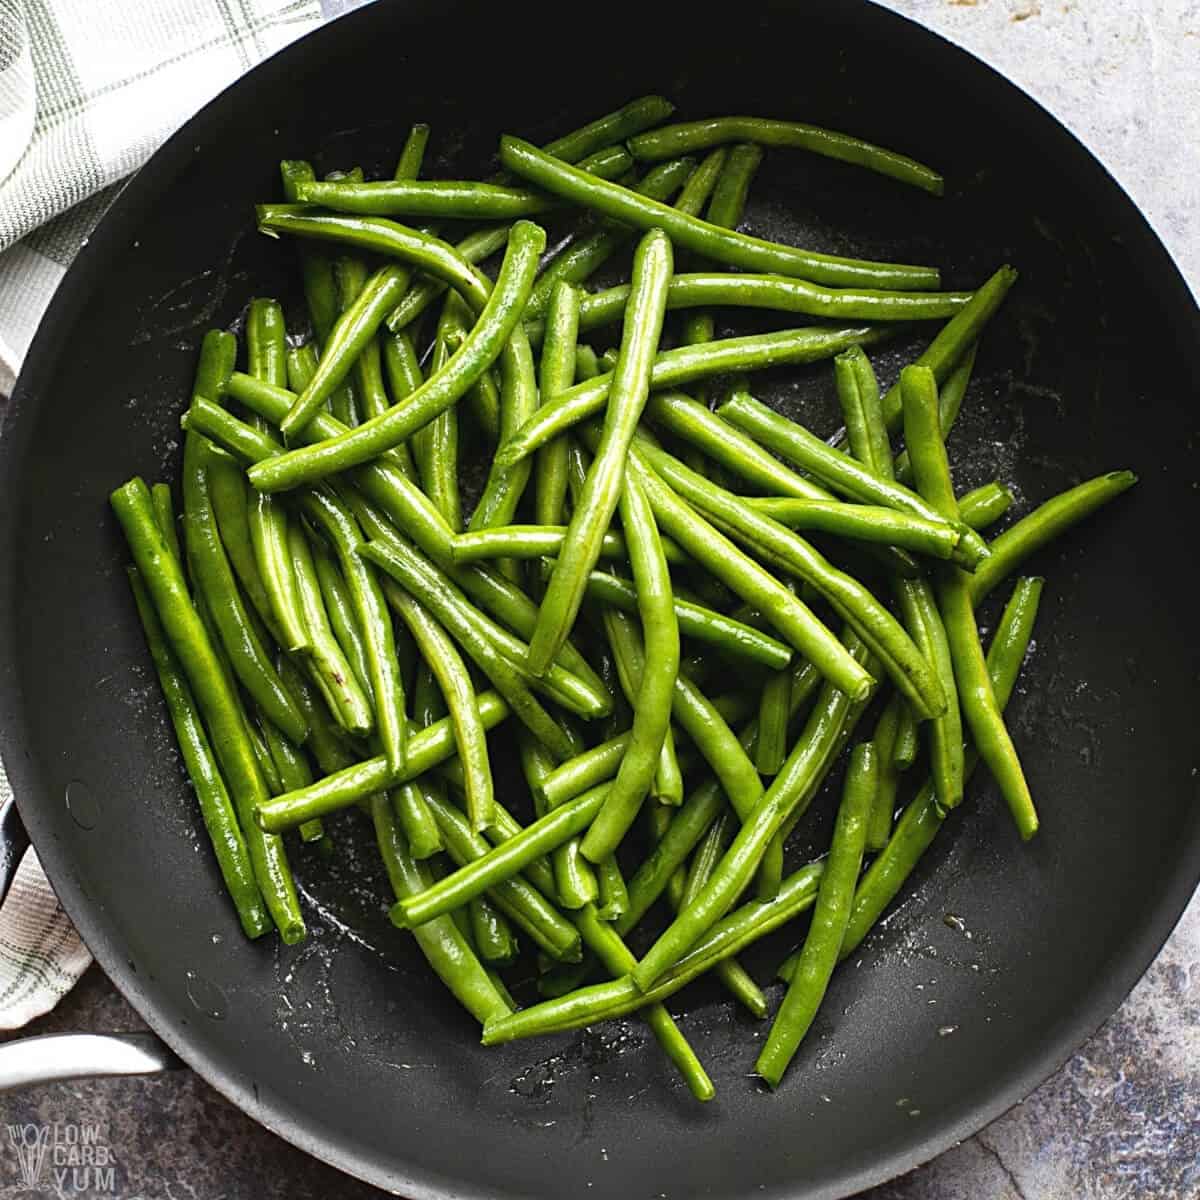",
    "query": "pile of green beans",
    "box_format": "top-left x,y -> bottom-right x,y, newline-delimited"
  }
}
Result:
109,95 -> 1136,1101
